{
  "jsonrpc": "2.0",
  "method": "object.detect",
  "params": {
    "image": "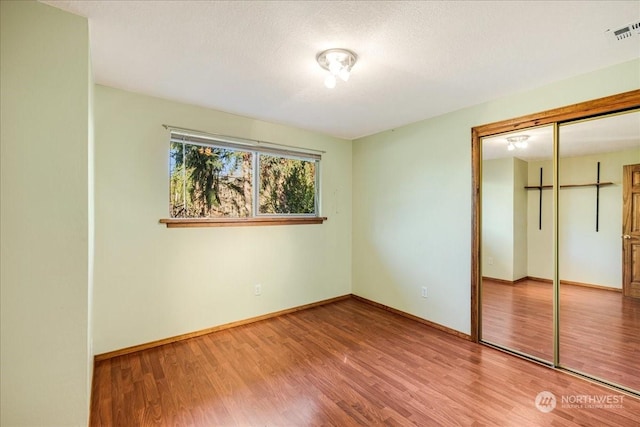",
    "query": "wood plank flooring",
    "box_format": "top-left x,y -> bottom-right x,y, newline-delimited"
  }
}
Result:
481,279 -> 554,361
91,298 -> 640,426
482,279 -> 640,392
